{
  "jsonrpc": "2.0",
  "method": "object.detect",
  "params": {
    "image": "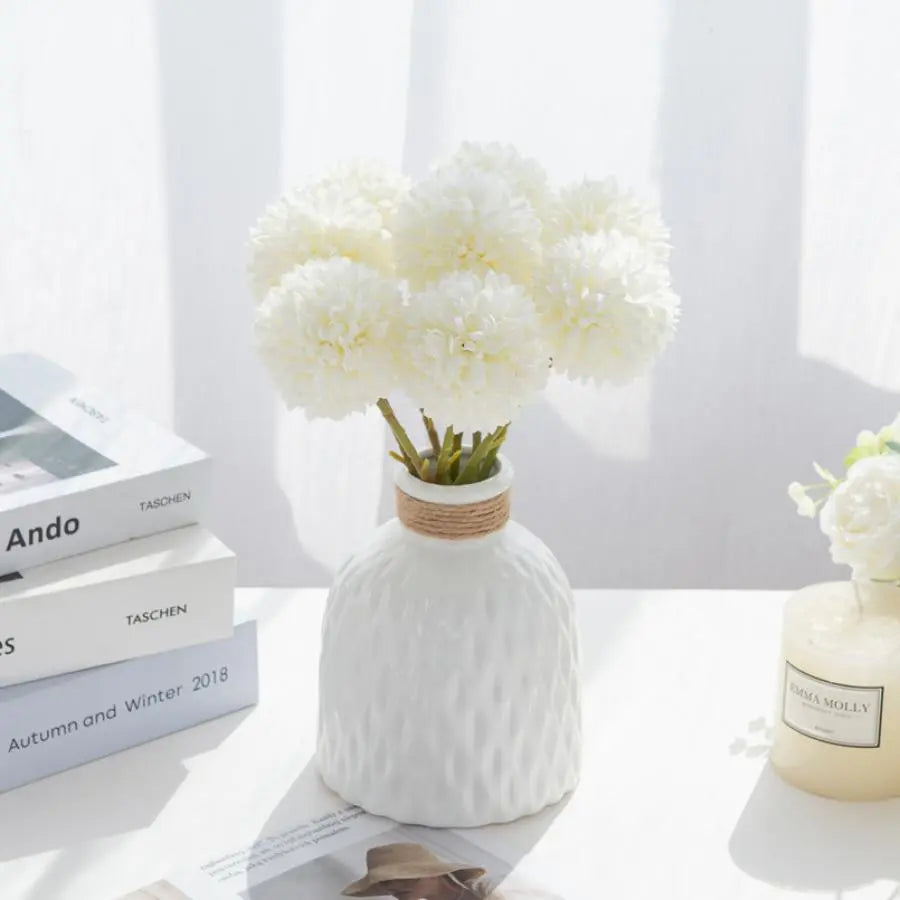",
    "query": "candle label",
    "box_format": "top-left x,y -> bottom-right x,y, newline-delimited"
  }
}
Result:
782,661 -> 883,748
